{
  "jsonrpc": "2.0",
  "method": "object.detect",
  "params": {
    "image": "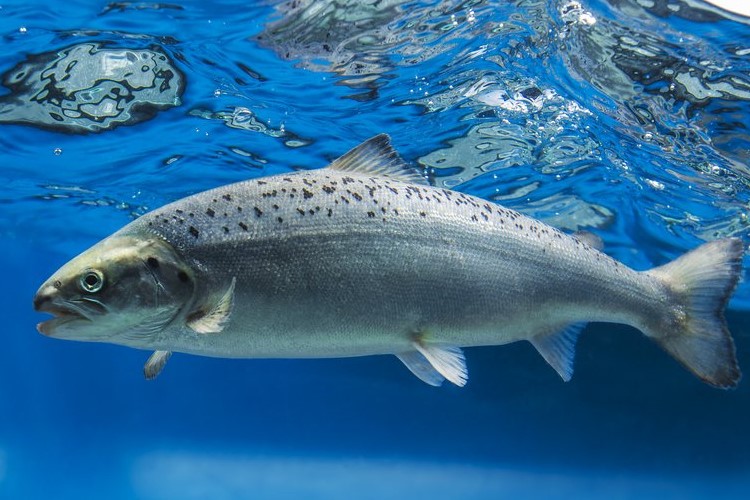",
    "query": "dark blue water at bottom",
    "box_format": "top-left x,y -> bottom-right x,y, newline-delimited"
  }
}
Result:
1,0 -> 749,498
